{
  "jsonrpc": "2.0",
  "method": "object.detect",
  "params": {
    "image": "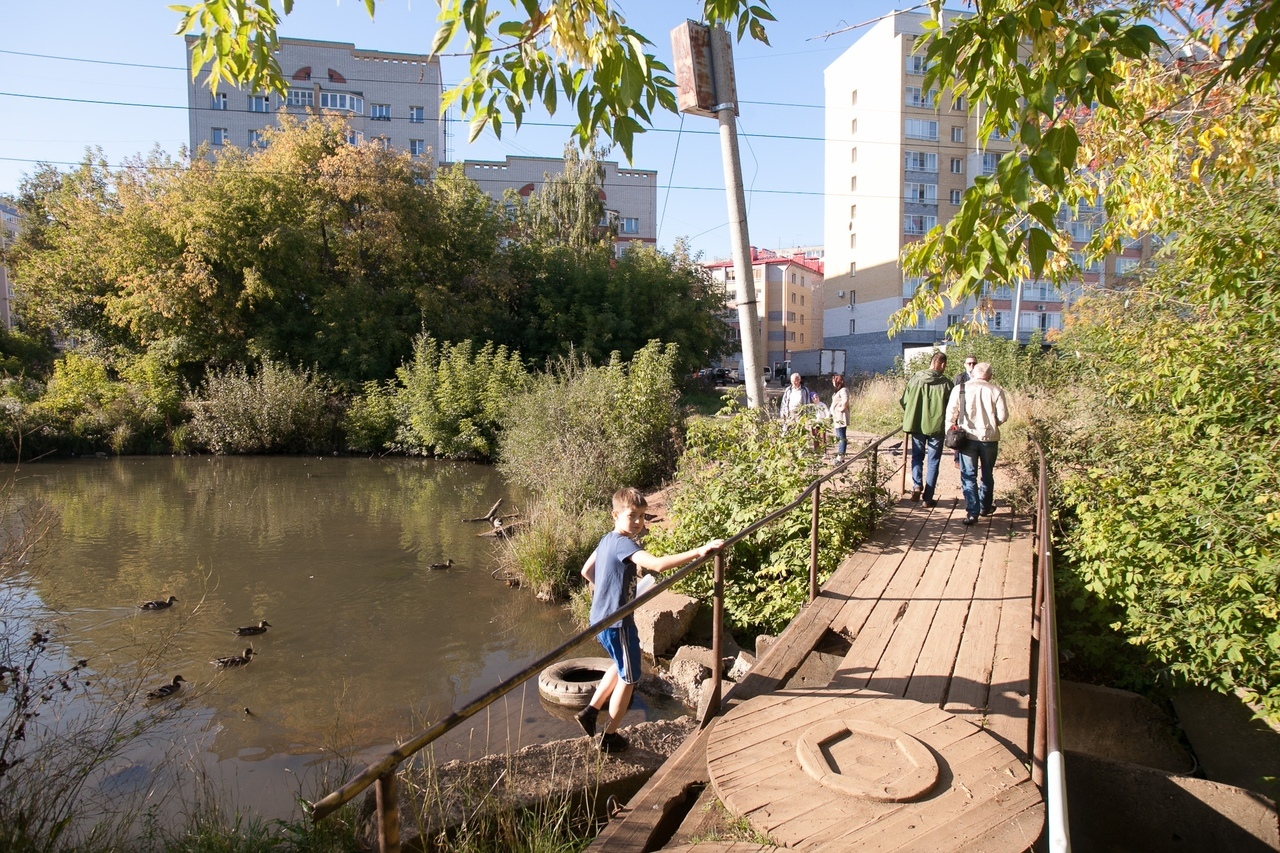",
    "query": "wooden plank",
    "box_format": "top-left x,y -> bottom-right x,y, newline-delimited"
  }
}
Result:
984,518 -> 1036,762
942,514 -> 1015,718
902,519 -> 987,707
839,502 -> 969,697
